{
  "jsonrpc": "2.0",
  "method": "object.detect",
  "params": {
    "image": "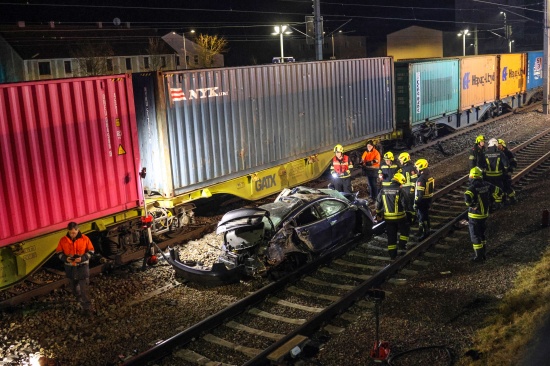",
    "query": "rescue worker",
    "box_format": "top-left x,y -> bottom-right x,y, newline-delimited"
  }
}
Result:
56,222 -> 95,315
414,158 -> 435,241
469,135 -> 487,170
484,138 -> 509,209
464,167 -> 491,262
497,139 -> 517,204
330,144 -> 353,193
398,152 -> 418,224
360,140 -> 381,201
378,151 -> 400,187
375,172 -> 410,260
